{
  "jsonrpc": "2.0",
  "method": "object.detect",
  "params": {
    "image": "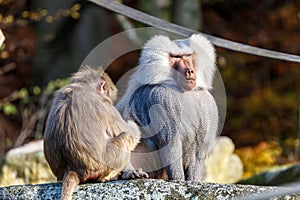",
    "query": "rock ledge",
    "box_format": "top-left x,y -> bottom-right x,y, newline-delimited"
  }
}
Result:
1,179 -> 299,199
